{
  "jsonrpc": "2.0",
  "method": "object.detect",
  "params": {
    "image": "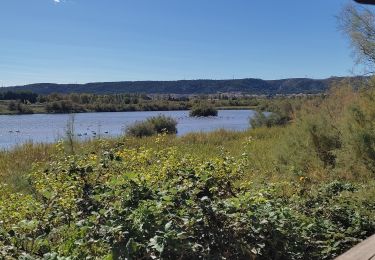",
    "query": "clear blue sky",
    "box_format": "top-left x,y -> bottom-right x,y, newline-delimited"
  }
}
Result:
0,0 -> 365,86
